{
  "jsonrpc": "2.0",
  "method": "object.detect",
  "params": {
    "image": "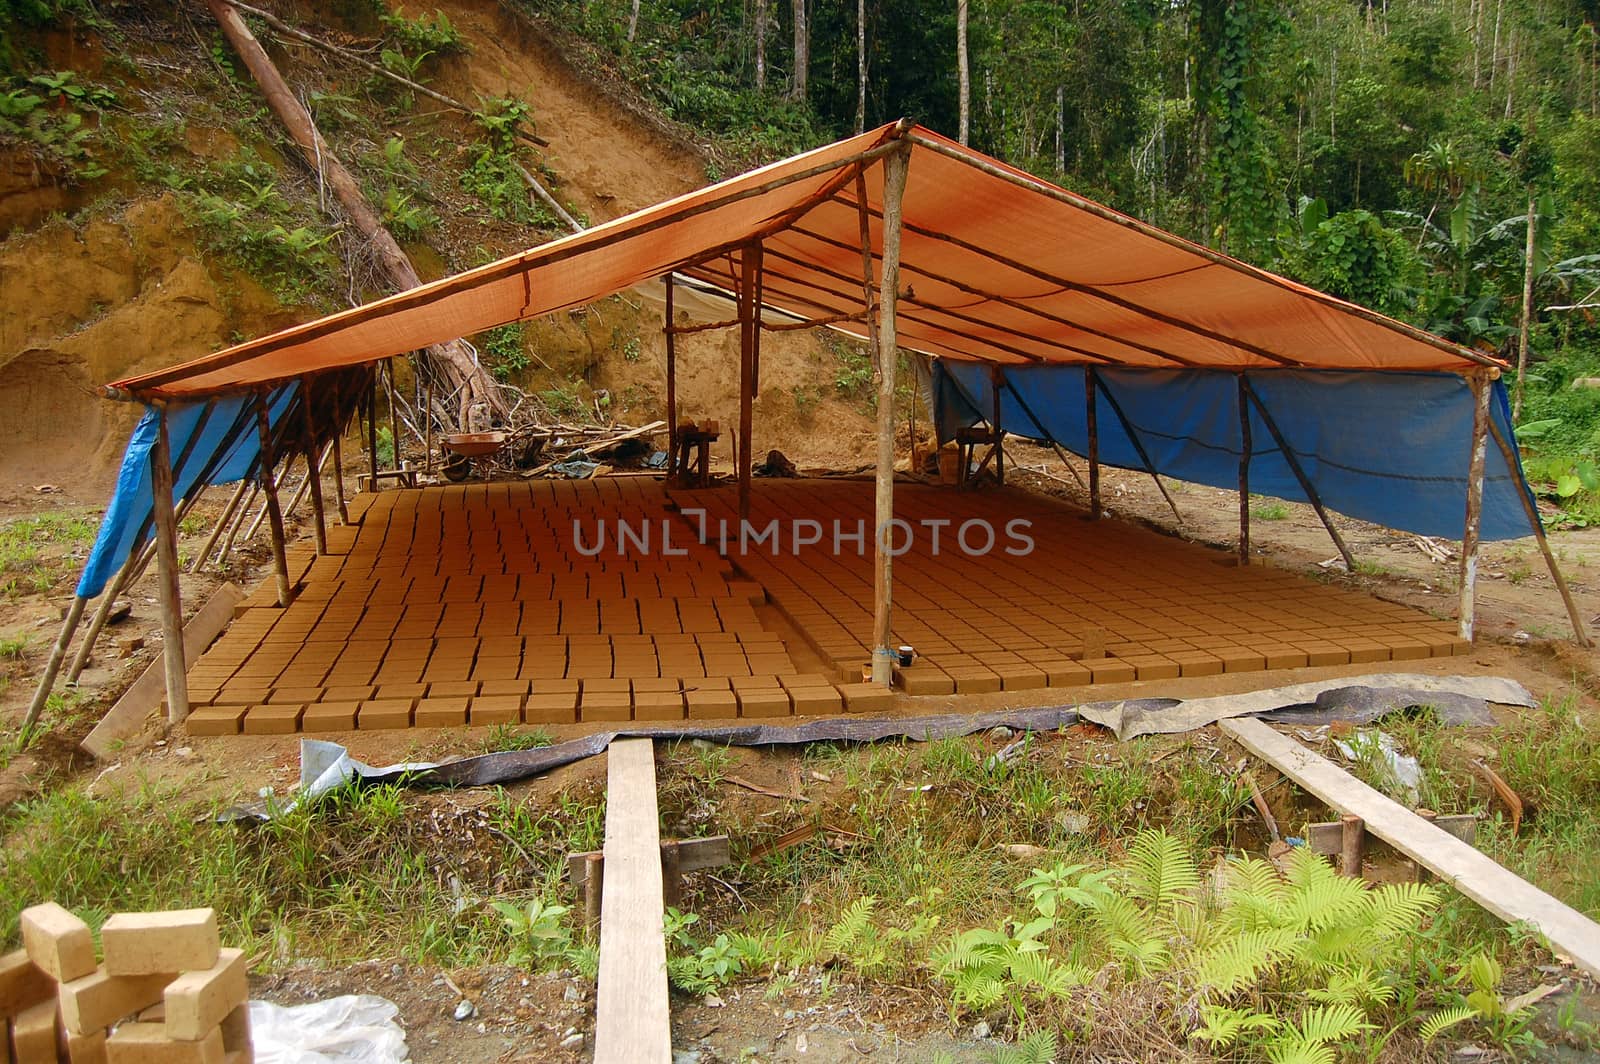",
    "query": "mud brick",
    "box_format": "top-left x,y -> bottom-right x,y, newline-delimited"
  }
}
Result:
300,702 -> 359,732
686,689 -> 738,720
242,705 -> 303,735
529,679 -> 581,696
1385,636 -> 1431,661
728,675 -> 780,691
414,697 -> 469,727
892,667 -> 955,695
787,686 -> 843,715
630,678 -> 681,694
218,1003 -> 251,1063
185,707 -> 247,737
1041,661 -> 1093,687
20,902 -> 96,983
10,999 -> 56,1063
837,682 -> 893,713
522,693 -> 578,724
265,687 -> 321,705
1294,643 -> 1349,667
105,1023 -> 223,1064
357,700 -> 414,729
477,679 -> 531,697
468,695 -> 522,725
102,910 -> 219,977
62,1027 -> 109,1064
59,969 -> 174,1036
993,664 -> 1048,691
162,948 -> 246,1043
944,667 -> 1002,694
1085,660 -> 1136,684
578,692 -> 631,723
779,673 -> 834,689
582,678 -> 630,695
1217,648 -> 1267,673
0,950 -> 53,1016
734,689 -> 789,718
424,681 -> 480,698
1260,646 -> 1310,670
633,692 -> 685,721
